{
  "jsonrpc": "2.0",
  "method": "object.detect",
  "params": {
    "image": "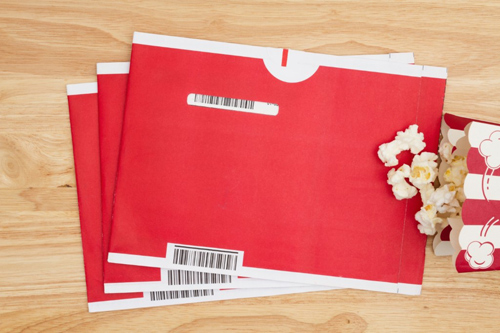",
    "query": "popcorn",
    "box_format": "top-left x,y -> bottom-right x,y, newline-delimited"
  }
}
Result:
387,164 -> 411,185
395,124 -> 426,154
455,186 -> 466,203
427,184 -> 459,214
419,183 -> 435,205
438,141 -> 454,164
444,155 -> 468,187
387,165 -> 418,200
378,141 -> 406,167
415,204 -> 442,235
377,125 -> 426,167
378,124 -> 466,237
444,183 -> 464,209
392,181 -> 418,200
409,152 -> 438,189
